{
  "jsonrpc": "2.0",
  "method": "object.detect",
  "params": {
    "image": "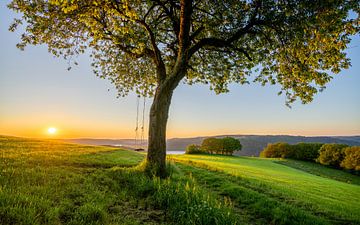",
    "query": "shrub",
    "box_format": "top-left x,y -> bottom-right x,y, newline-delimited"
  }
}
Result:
317,144 -> 348,167
340,146 -> 360,171
260,142 -> 294,158
292,143 -> 323,161
200,137 -> 242,155
201,138 -> 223,154
185,144 -> 202,154
222,137 -> 242,155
